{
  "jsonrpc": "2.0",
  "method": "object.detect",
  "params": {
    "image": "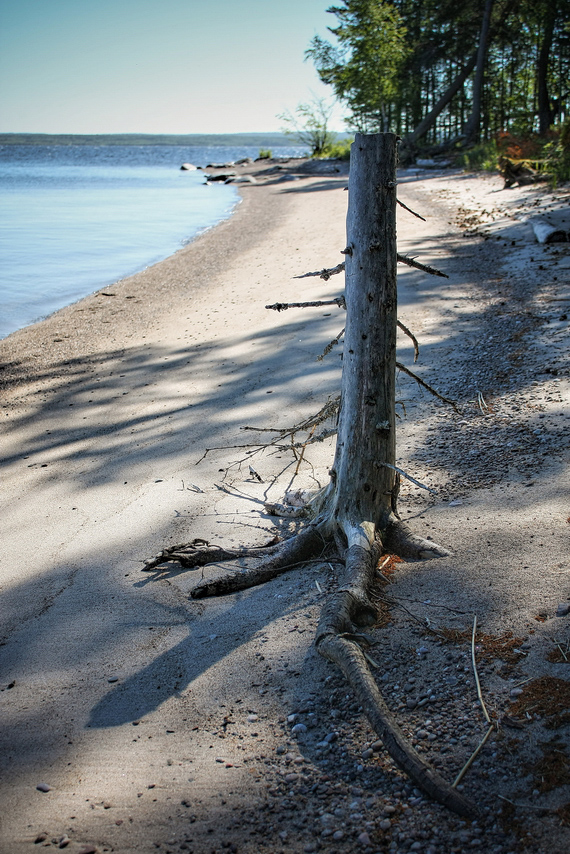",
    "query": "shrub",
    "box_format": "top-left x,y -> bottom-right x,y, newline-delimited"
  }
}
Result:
257,149 -> 272,160
459,140 -> 499,172
543,119 -> 570,187
319,137 -> 354,160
